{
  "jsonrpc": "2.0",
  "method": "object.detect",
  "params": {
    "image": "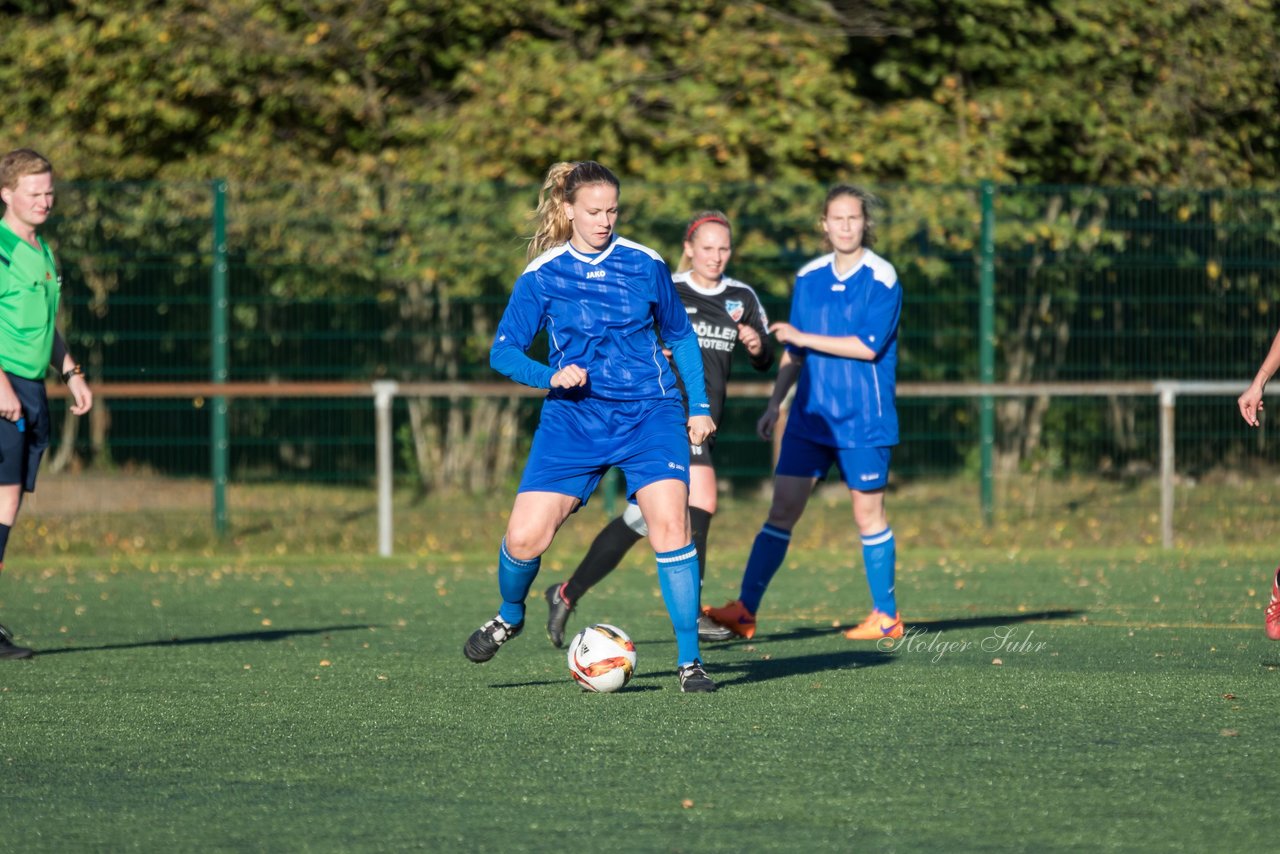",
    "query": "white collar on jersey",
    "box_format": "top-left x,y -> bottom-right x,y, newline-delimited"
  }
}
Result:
674,269 -> 733,296
831,253 -> 868,281
565,234 -> 619,266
